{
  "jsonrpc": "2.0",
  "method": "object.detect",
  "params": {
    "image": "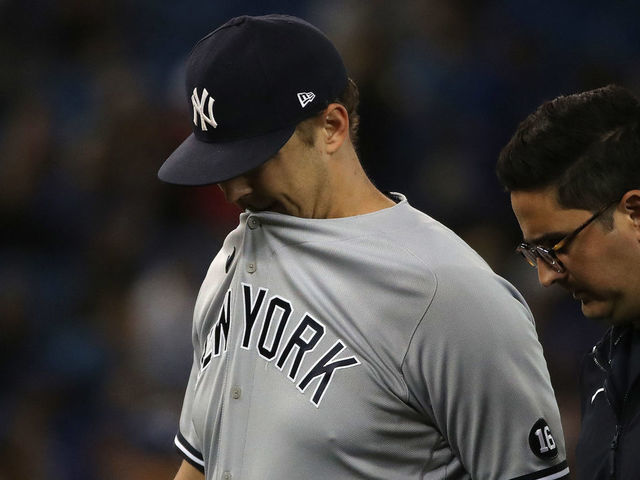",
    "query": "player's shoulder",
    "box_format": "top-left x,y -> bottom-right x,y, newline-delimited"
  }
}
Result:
192,218 -> 246,326
379,199 -> 490,274
383,199 -> 529,310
